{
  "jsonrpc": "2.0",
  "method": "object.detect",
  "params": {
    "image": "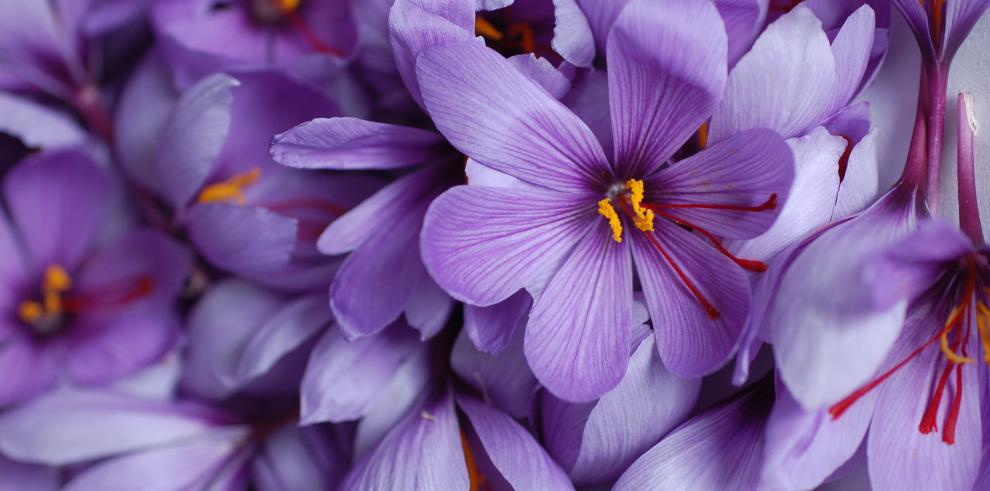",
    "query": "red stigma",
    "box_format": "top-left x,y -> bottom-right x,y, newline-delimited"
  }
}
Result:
62,275 -> 155,314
